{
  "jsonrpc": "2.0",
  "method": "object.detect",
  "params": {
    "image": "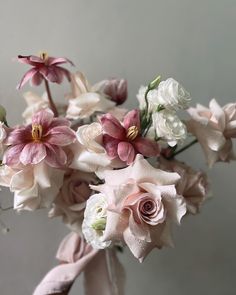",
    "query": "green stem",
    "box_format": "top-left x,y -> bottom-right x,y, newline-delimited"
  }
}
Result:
168,138 -> 198,159
44,79 -> 58,117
